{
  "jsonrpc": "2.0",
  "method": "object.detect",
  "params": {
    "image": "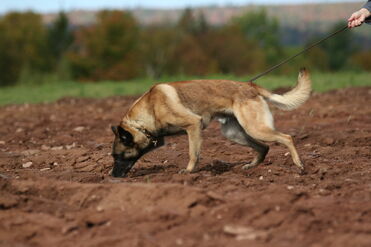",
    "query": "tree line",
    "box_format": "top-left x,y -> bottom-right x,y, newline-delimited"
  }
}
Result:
0,9 -> 369,86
